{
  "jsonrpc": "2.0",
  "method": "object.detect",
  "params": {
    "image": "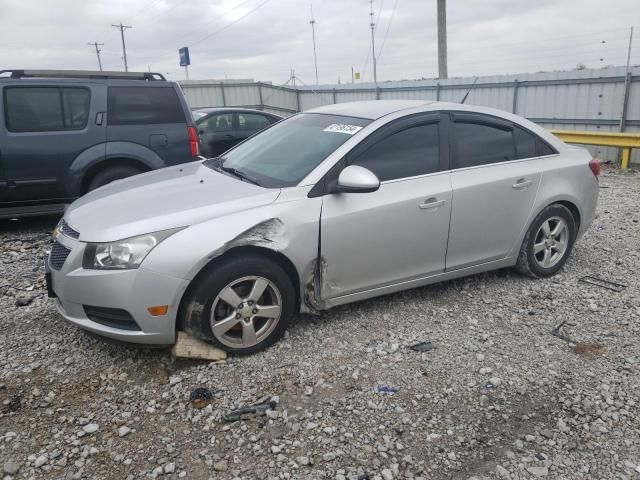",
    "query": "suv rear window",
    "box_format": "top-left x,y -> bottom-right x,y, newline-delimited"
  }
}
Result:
4,87 -> 90,132
107,87 -> 185,125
